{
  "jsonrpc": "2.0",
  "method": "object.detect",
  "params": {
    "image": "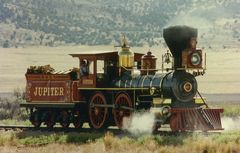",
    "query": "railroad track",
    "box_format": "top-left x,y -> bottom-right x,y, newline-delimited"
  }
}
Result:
0,125 -> 32,131
0,125 -> 221,136
0,125 -> 125,134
